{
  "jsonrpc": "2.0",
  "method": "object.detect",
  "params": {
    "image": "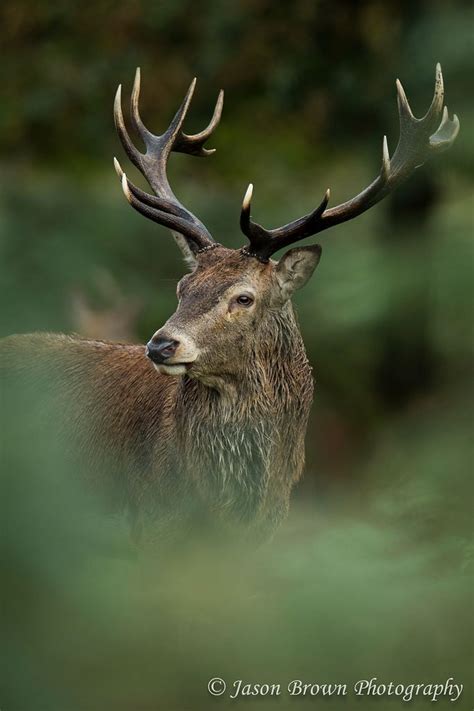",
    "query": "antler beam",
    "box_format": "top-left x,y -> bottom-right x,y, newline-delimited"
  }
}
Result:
241,64 -> 459,262
114,68 -> 224,255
